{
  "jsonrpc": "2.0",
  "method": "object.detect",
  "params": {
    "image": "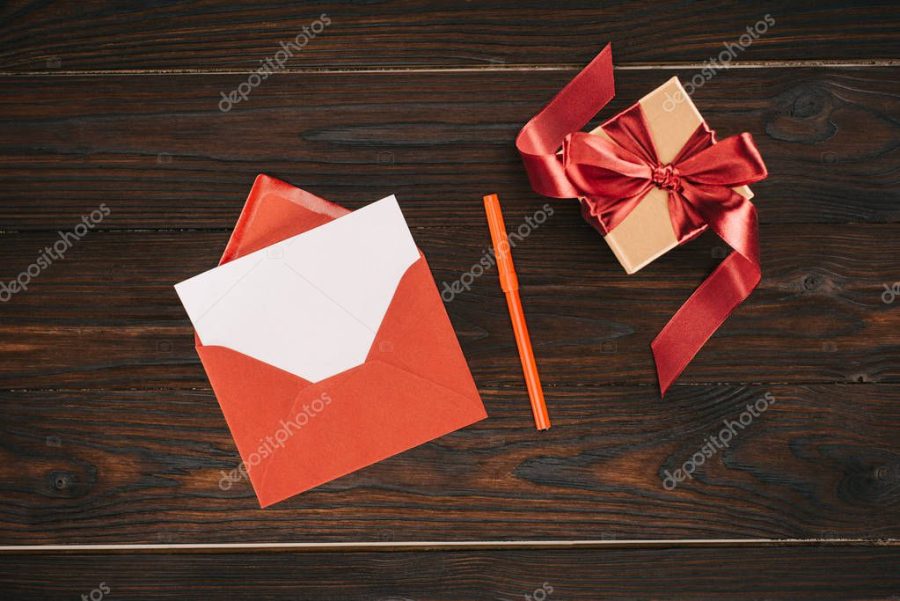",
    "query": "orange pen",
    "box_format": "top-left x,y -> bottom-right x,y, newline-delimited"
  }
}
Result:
483,194 -> 550,431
